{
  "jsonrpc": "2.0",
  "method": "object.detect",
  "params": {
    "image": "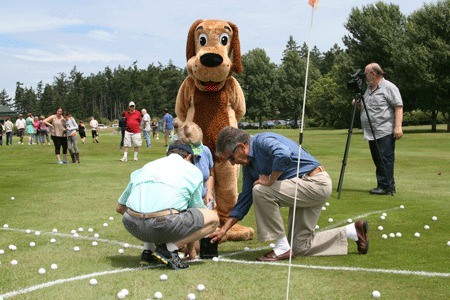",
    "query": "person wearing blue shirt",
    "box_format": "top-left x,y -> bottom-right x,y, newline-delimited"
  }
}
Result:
210,127 -> 369,261
116,140 -> 219,270
162,108 -> 174,147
